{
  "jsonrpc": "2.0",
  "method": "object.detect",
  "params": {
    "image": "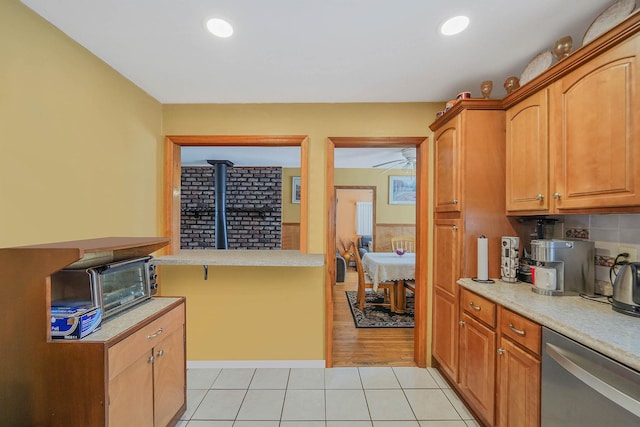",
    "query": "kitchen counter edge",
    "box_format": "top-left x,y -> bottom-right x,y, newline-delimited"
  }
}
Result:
153,250 -> 325,267
458,278 -> 640,372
